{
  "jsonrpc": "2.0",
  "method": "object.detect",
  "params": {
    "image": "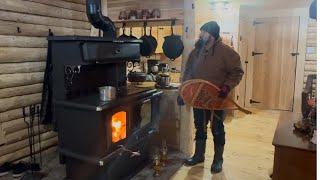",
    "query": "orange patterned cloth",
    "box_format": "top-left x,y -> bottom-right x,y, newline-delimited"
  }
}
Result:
180,79 -> 251,114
